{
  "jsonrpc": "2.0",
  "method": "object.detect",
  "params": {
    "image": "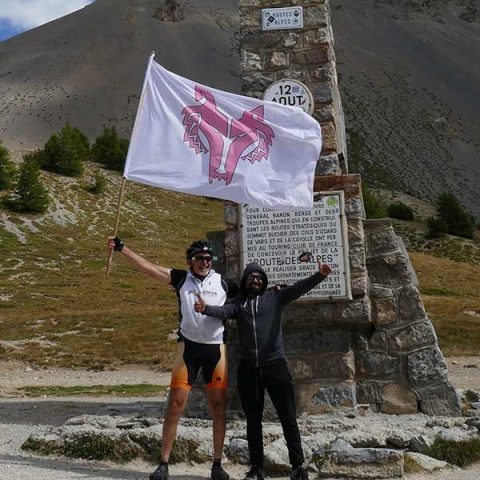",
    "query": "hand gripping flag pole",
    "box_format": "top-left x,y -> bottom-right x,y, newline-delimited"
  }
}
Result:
106,52 -> 156,275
